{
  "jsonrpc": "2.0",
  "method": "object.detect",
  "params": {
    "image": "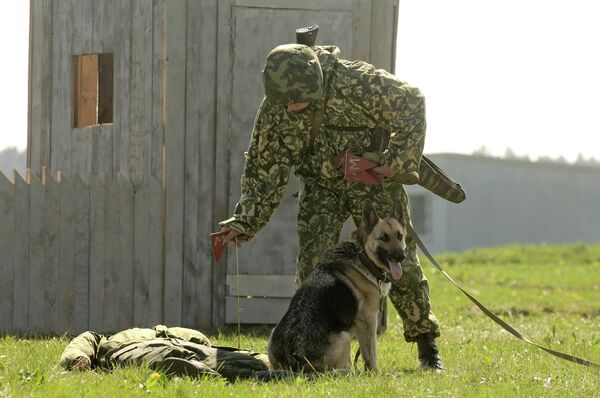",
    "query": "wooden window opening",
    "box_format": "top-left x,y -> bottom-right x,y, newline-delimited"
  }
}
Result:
73,53 -> 113,128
